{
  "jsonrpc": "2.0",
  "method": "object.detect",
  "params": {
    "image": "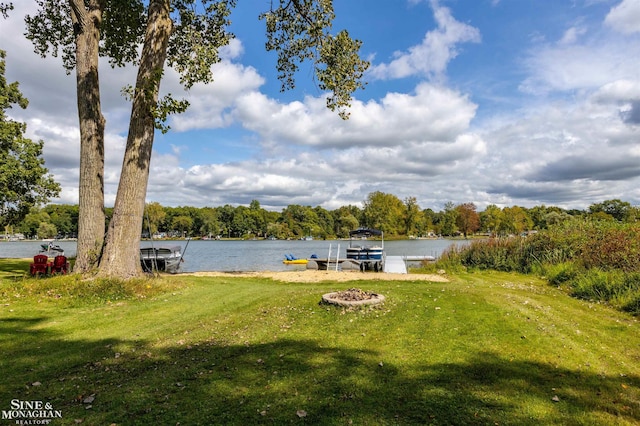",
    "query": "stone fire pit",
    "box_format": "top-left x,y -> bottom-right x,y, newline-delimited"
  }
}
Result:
321,288 -> 385,307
